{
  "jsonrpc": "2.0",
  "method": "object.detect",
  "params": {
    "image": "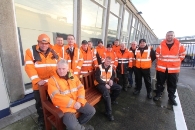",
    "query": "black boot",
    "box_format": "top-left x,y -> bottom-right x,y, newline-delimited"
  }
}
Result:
153,93 -> 161,101
169,98 -> 177,106
105,112 -> 114,121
